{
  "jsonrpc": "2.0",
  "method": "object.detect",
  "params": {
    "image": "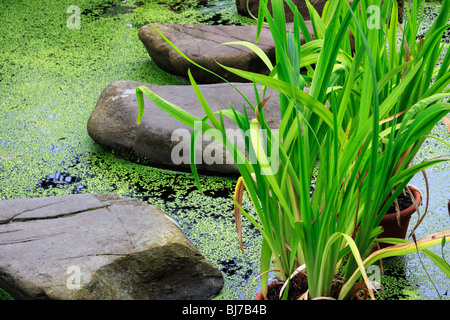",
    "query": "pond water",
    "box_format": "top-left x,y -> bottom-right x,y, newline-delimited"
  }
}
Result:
0,0 -> 449,300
